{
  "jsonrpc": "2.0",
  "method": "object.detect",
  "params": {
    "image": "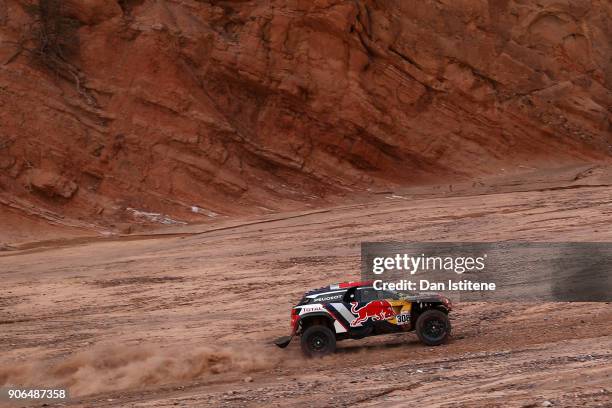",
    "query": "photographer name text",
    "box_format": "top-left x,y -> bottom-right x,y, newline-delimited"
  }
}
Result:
373,279 -> 496,291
